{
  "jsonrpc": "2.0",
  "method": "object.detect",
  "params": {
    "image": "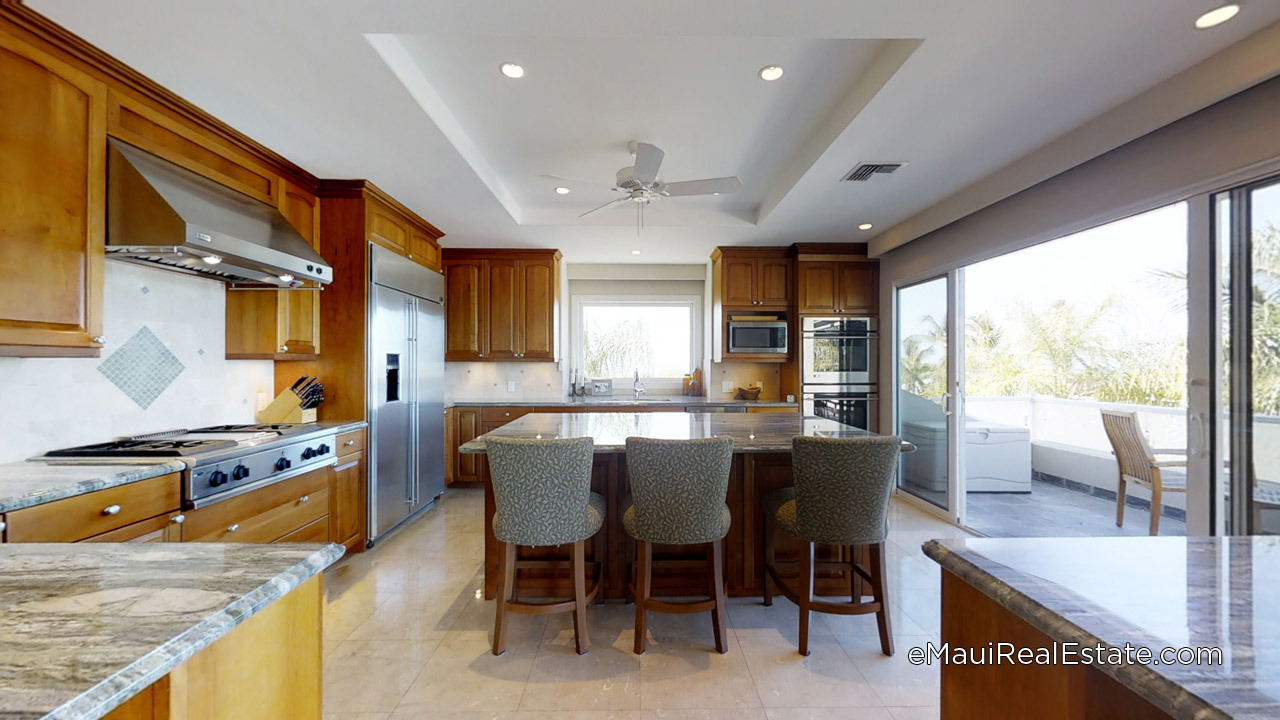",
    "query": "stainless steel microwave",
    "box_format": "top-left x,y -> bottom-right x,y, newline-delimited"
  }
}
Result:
727,320 -> 788,354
